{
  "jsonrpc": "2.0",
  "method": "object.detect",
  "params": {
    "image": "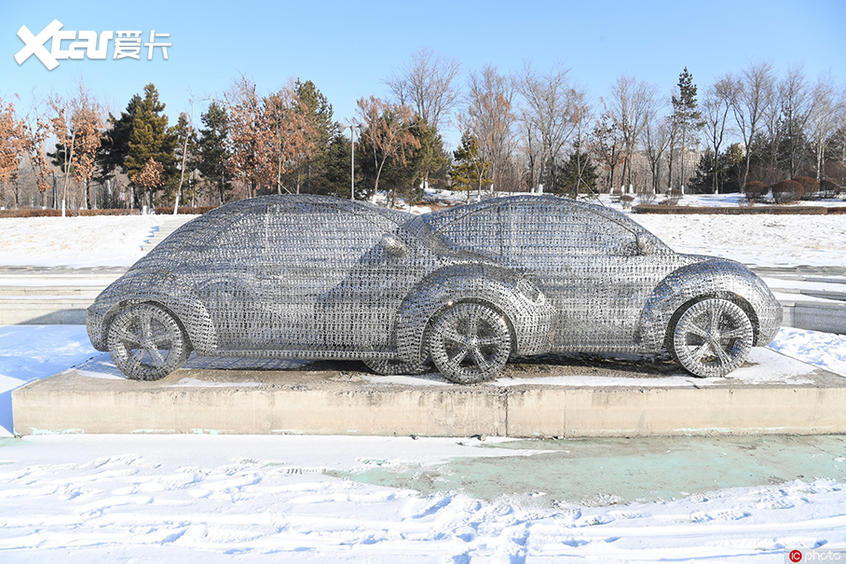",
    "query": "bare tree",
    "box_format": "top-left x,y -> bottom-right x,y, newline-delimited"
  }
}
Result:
0,99 -> 27,208
702,76 -> 737,193
731,63 -> 774,190
641,100 -> 671,195
266,85 -> 317,194
609,75 -> 654,192
48,87 -> 103,212
226,76 -> 275,198
808,74 -> 841,181
591,109 -> 624,193
463,66 -> 517,192
386,49 -> 460,130
569,90 -> 594,195
515,64 -> 580,192
356,96 -> 420,206
778,66 -> 814,178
